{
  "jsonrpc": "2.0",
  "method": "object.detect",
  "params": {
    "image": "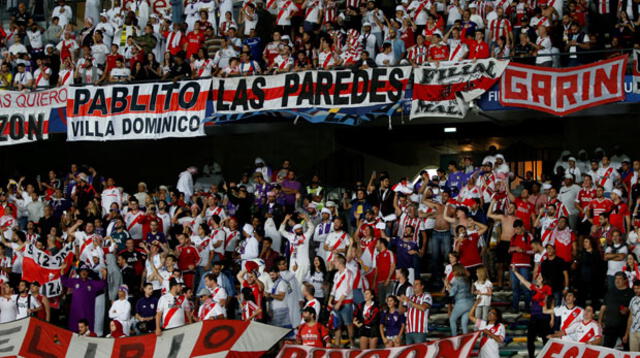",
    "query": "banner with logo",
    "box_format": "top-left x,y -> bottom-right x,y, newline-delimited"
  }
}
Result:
278,332 -> 480,358
0,87 -> 67,145
499,55 -> 628,116
0,318 -> 288,357
66,79 -> 210,141
410,59 -> 509,119
212,67 -> 412,113
537,338 -> 640,358
22,243 -> 74,298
